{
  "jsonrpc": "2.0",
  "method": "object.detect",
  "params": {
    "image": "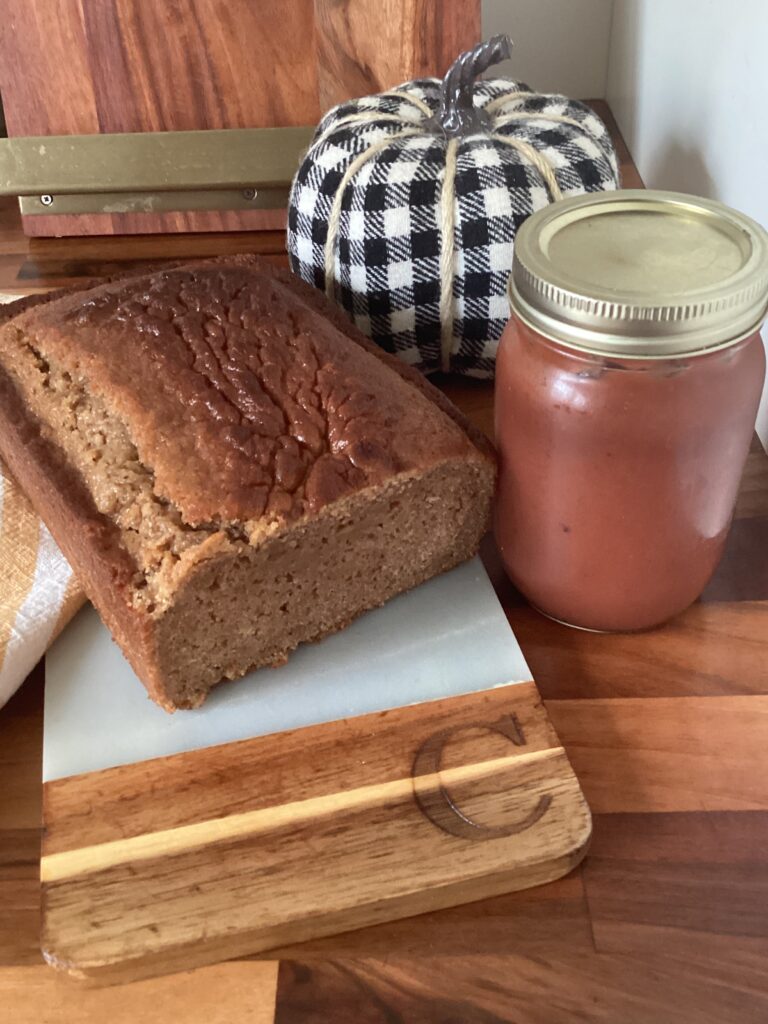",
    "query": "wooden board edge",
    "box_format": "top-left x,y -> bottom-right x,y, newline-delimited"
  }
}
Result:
41,813 -> 591,986
40,681 -> 592,985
